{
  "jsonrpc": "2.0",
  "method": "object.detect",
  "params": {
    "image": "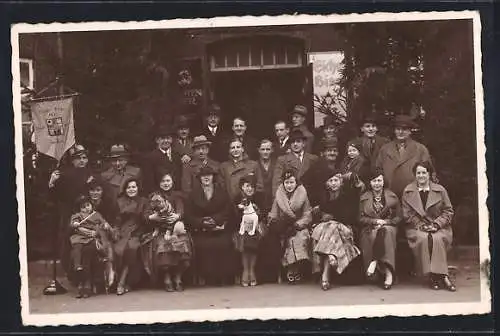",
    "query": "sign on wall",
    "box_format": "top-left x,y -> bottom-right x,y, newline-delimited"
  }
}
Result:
307,51 -> 347,128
